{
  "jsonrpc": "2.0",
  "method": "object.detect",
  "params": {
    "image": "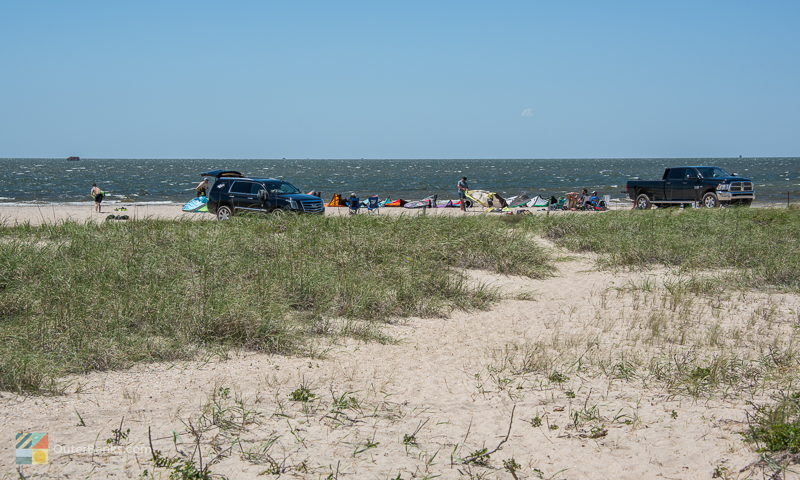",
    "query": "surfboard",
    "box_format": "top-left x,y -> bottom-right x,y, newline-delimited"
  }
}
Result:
182,196 -> 208,212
